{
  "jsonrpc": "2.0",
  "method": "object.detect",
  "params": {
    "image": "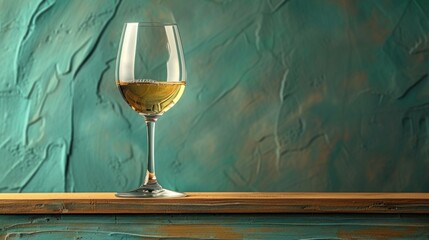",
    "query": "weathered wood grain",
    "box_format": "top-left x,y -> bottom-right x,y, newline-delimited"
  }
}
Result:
0,192 -> 428,214
1,214 -> 428,239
